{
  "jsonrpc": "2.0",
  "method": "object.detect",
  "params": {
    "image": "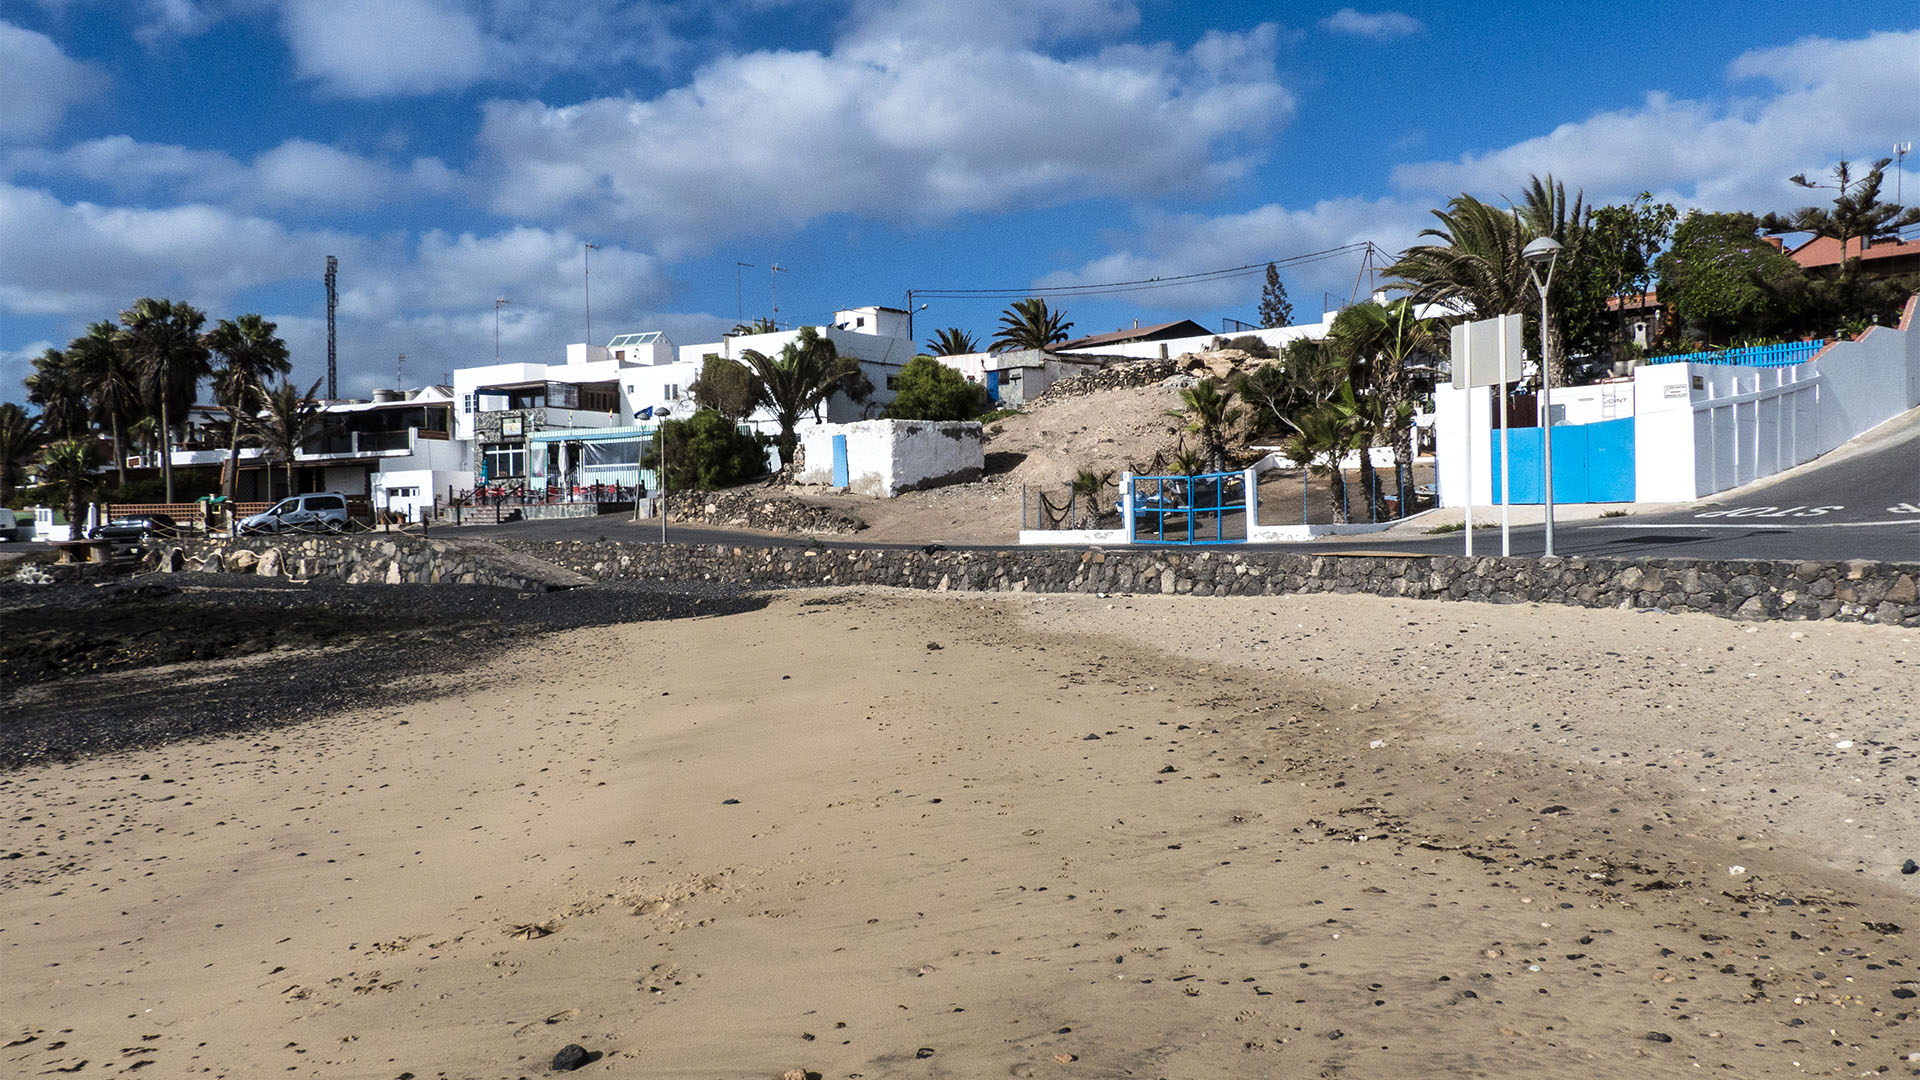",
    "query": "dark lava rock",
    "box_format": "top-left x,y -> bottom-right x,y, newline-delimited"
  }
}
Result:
551,1043 -> 592,1071
1902,858 -> 1918,875
915,1047 -> 936,1059
1644,1031 -> 1673,1043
